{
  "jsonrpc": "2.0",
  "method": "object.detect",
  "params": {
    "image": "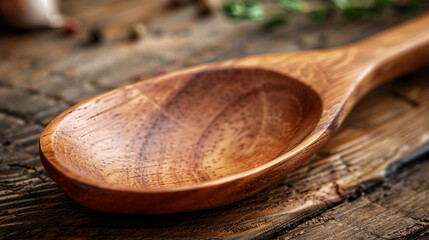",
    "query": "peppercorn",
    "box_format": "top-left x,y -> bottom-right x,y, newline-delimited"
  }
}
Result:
129,22 -> 147,41
167,0 -> 191,9
197,0 -> 213,17
88,27 -> 103,44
